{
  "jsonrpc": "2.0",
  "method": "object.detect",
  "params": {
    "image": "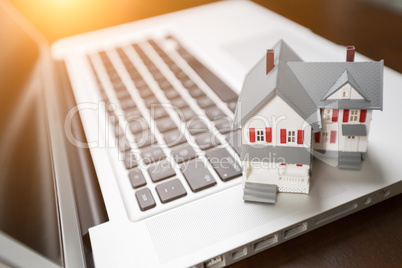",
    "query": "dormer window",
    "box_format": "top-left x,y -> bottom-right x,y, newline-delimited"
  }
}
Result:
321,70 -> 370,102
341,84 -> 351,99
